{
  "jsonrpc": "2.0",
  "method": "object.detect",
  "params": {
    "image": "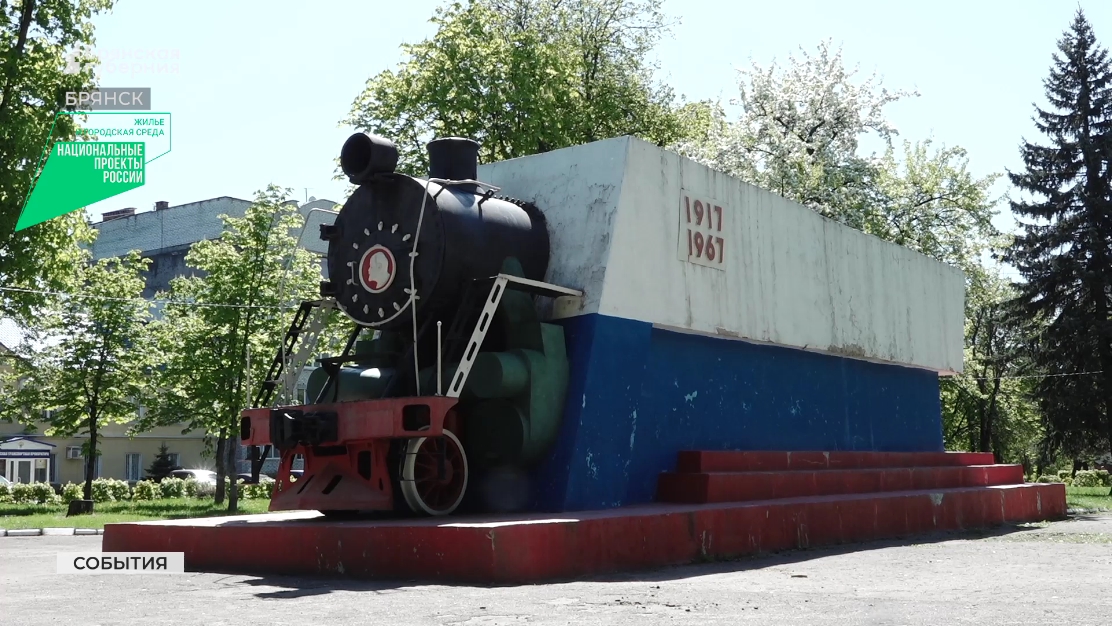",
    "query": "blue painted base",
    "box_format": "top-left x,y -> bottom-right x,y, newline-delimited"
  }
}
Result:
530,314 -> 944,512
